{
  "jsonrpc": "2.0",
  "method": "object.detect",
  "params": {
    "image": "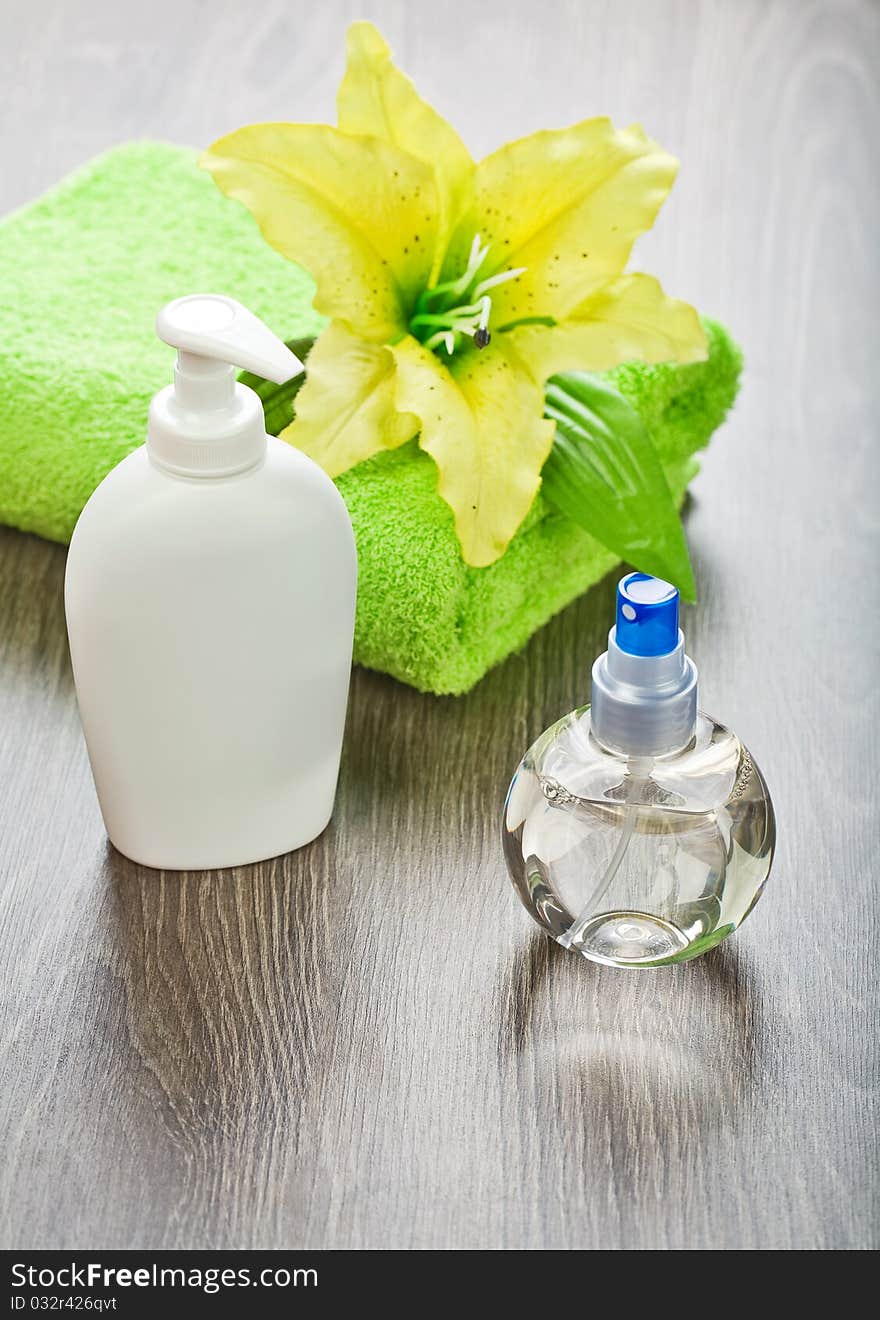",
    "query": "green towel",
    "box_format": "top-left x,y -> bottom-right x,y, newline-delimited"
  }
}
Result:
0,142 -> 741,695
